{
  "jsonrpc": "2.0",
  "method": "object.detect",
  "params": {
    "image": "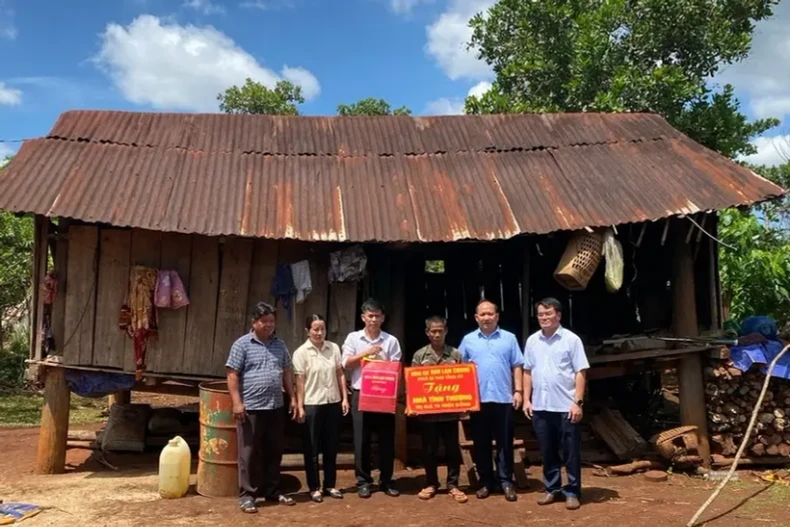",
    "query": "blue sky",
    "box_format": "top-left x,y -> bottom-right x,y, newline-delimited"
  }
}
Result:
1,0 -> 789,165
